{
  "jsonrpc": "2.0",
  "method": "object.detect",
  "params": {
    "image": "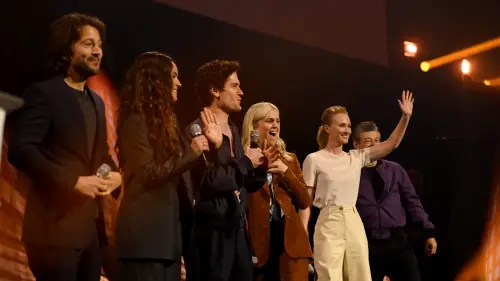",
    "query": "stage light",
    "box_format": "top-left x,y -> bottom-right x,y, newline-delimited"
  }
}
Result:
420,36 -> 500,72
404,41 -> 417,57
461,59 -> 471,74
483,77 -> 500,87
